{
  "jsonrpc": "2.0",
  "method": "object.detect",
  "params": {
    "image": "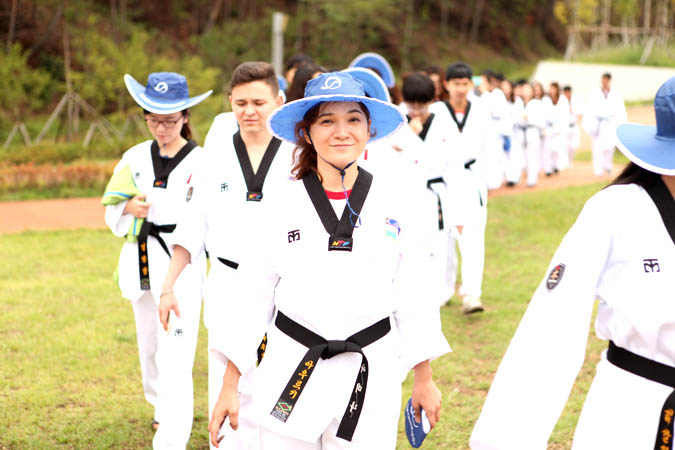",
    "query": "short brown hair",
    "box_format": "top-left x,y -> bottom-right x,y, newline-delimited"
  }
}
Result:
291,102 -> 372,181
229,62 -> 279,95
